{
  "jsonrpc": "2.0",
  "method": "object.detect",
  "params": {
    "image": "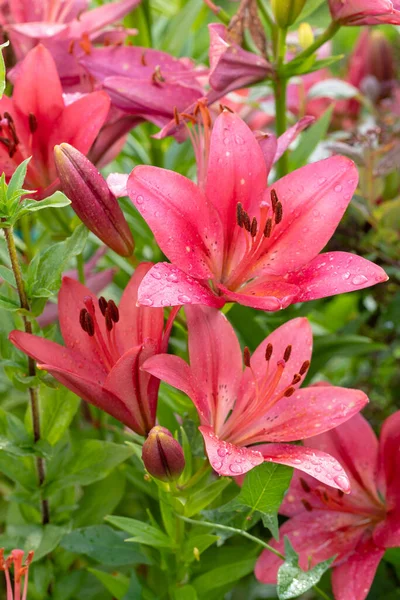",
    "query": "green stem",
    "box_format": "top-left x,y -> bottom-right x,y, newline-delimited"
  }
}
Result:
177,461 -> 211,491
203,0 -> 230,24
274,27 -> 289,178
76,254 -> 85,284
177,515 -> 285,560
286,21 -> 340,67
313,585 -> 333,600
20,215 -> 33,260
3,226 -> 49,525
